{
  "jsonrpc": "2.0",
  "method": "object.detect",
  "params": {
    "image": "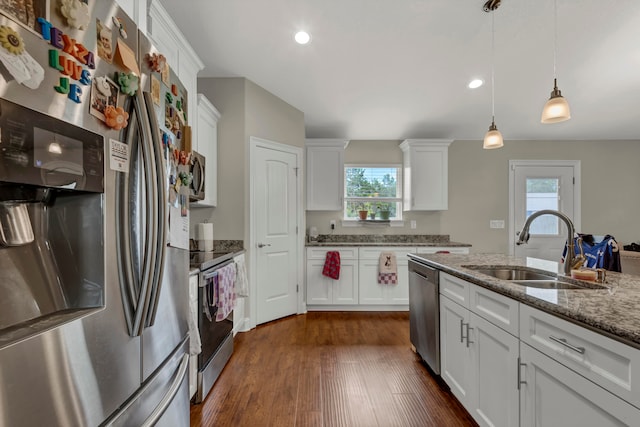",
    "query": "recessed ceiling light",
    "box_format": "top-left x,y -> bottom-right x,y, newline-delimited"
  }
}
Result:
468,79 -> 484,89
294,31 -> 311,45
